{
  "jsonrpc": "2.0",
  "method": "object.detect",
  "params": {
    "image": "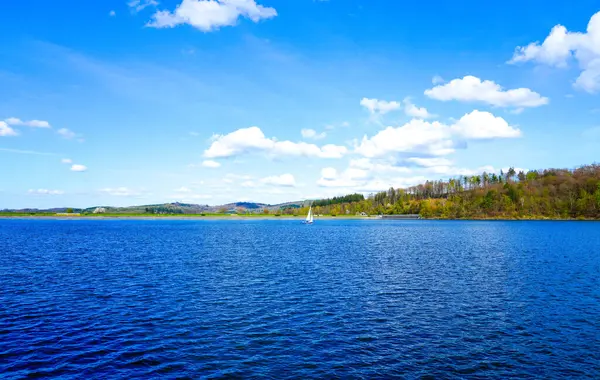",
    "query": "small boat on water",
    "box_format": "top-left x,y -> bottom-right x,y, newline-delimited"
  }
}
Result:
304,206 -> 314,224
